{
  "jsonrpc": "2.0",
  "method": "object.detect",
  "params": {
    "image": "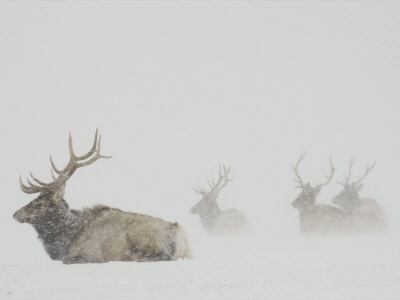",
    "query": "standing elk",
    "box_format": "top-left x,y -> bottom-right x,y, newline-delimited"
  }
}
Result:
291,153 -> 352,233
13,130 -> 192,264
332,158 -> 387,232
191,165 -> 250,235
